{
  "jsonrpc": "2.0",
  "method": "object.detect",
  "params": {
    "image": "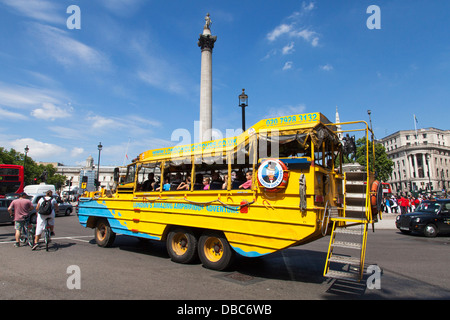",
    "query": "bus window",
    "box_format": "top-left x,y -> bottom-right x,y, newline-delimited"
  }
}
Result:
136,162 -> 161,192
194,155 -> 228,191
161,158 -> 192,191
124,164 -> 136,184
260,131 -> 311,158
